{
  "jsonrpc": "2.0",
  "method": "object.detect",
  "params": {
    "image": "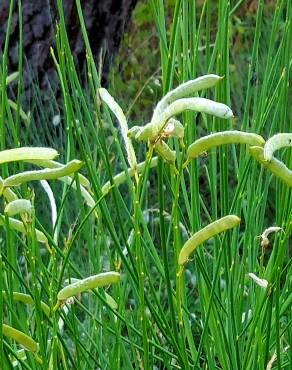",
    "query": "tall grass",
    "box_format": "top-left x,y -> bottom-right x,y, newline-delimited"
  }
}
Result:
0,0 -> 291,369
